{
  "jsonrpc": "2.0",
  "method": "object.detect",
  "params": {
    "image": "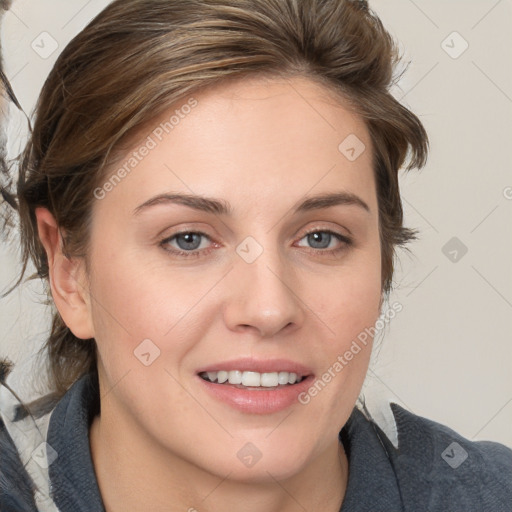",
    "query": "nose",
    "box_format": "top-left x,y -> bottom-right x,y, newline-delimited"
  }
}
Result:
223,245 -> 305,338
